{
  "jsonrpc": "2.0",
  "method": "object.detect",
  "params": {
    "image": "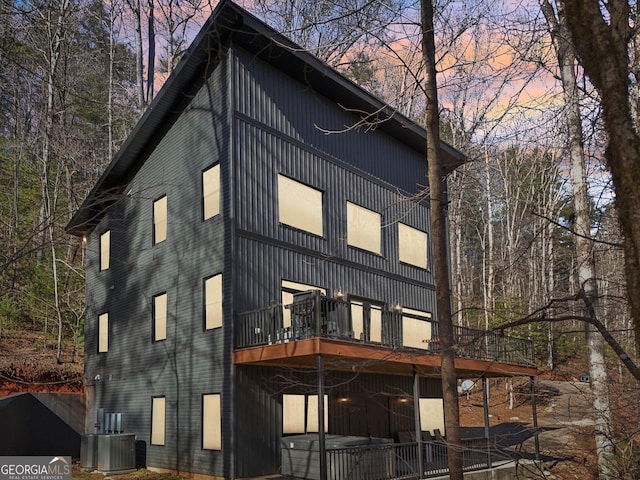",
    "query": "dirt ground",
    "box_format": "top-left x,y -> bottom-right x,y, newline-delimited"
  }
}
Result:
458,375 -> 599,479
0,329 -> 83,396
